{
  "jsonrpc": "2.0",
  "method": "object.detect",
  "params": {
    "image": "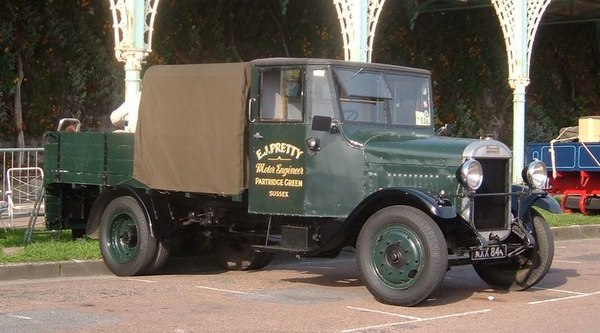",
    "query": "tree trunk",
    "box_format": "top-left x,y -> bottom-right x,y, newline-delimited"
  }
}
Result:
14,50 -> 25,149
262,0 -> 290,57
